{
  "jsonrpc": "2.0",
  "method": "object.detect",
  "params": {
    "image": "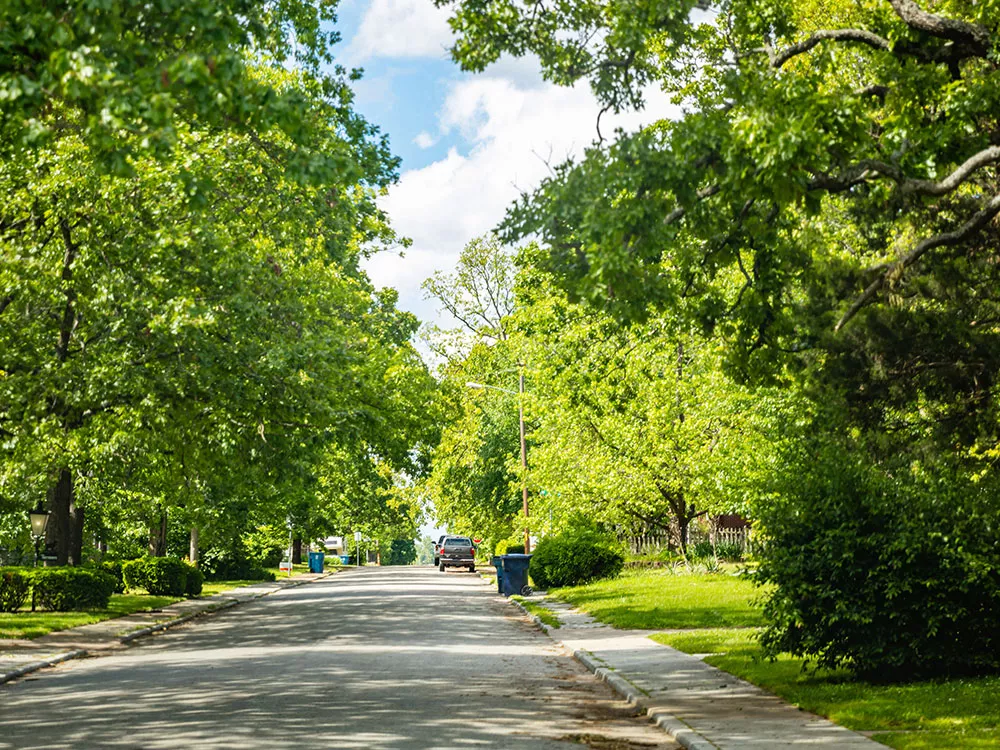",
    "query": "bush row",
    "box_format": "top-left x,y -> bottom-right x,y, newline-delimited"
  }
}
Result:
1,567 -> 118,611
